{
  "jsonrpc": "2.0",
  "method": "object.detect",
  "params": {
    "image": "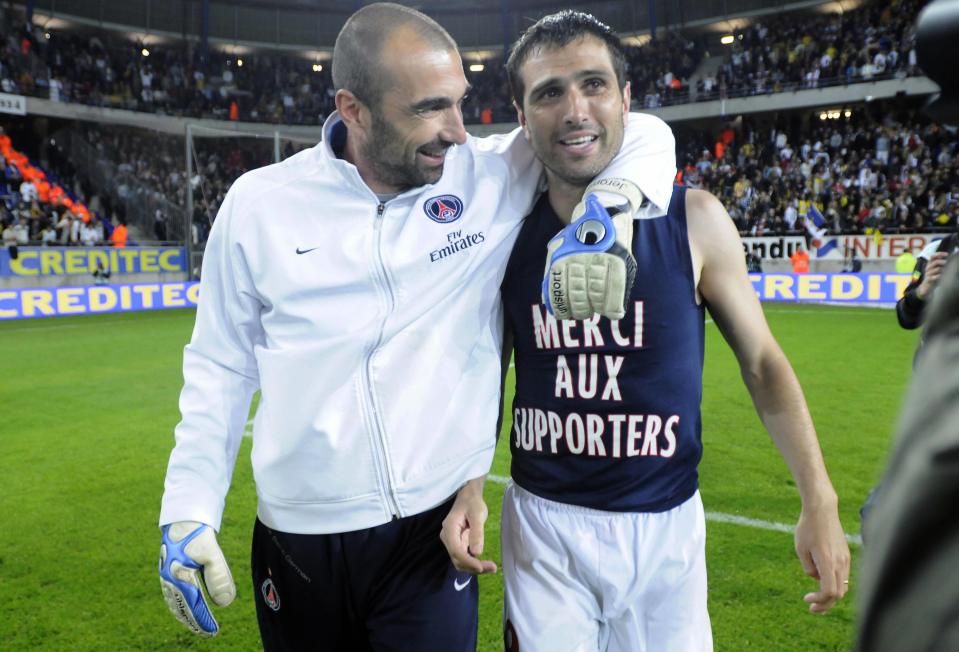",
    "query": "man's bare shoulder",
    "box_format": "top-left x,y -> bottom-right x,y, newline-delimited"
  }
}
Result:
684,187 -> 725,216
682,187 -> 746,280
684,188 -> 737,239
